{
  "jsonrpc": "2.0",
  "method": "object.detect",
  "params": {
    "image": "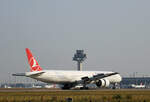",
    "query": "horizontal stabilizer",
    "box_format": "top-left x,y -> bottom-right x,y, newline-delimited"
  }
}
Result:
12,73 -> 25,76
